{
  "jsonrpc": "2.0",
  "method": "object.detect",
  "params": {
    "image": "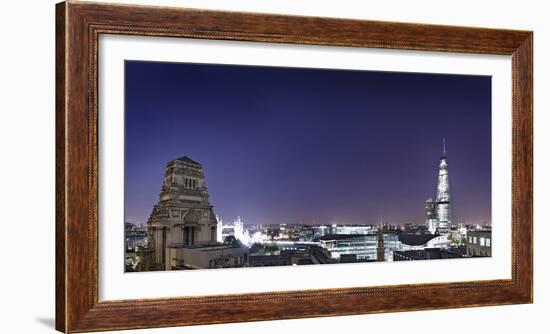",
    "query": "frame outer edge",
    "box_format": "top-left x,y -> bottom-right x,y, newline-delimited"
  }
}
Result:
58,1 -> 95,332
515,32 -> 534,302
55,1 -> 68,332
